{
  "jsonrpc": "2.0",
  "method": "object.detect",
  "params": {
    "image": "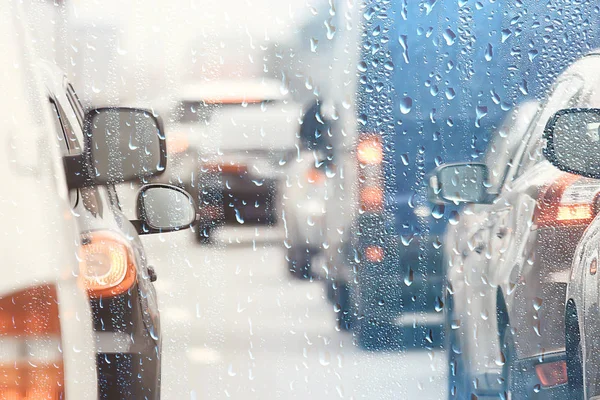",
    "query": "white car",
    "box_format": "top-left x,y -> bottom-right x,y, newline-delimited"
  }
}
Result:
439,100 -> 539,398
156,79 -> 301,241
0,4 -> 98,398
